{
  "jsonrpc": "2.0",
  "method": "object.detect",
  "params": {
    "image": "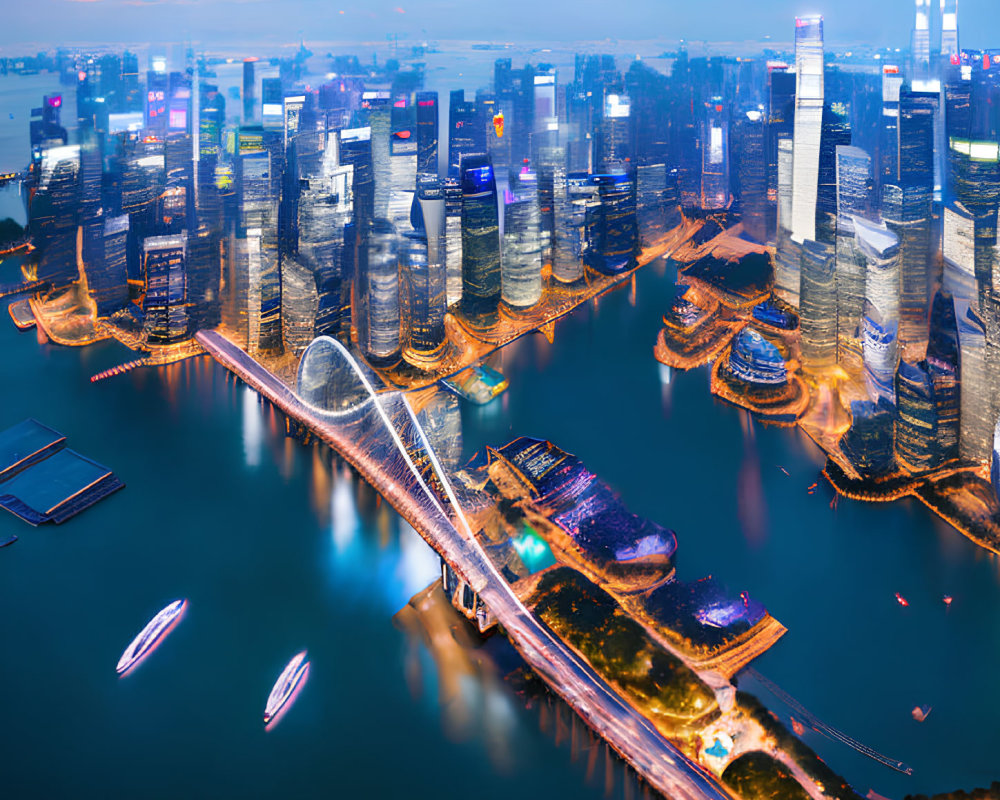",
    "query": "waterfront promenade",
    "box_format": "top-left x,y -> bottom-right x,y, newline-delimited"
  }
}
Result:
196,329 -> 733,800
